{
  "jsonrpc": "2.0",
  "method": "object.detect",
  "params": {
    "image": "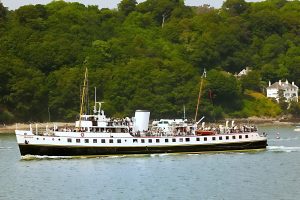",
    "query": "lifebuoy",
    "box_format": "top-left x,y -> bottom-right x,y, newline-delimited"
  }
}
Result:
81,132 -> 84,137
